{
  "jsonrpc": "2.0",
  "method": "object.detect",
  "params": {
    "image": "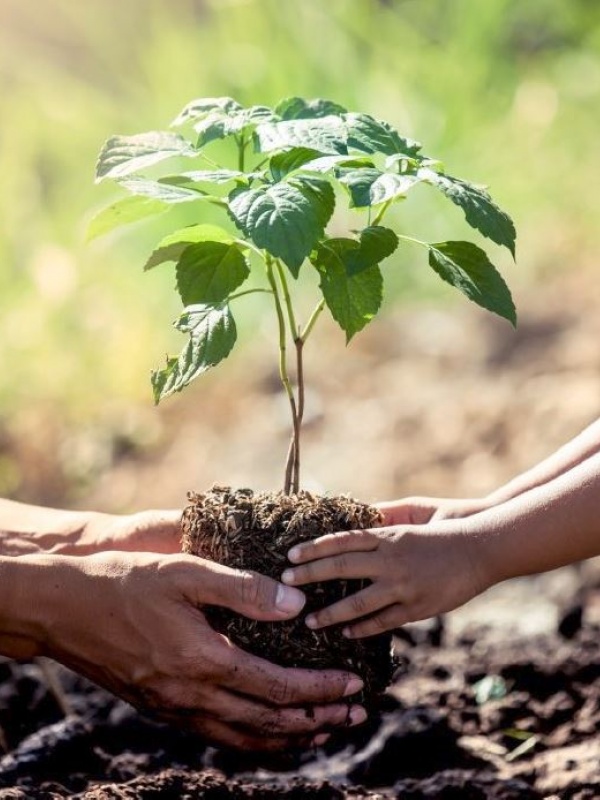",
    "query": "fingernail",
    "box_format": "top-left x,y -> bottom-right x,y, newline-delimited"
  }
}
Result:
288,546 -> 301,563
349,706 -> 367,726
343,677 -> 364,697
342,627 -> 352,638
281,569 -> 295,584
275,585 -> 305,614
312,733 -> 330,747
305,614 -> 318,629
